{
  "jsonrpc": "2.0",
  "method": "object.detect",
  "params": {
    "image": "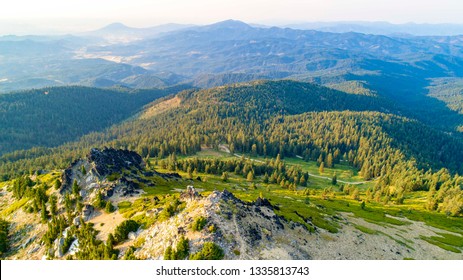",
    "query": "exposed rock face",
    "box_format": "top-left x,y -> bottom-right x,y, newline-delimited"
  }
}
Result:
82,204 -> 94,221
210,190 -> 288,249
60,148 -> 148,197
87,147 -> 144,177
137,188 -> 311,260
